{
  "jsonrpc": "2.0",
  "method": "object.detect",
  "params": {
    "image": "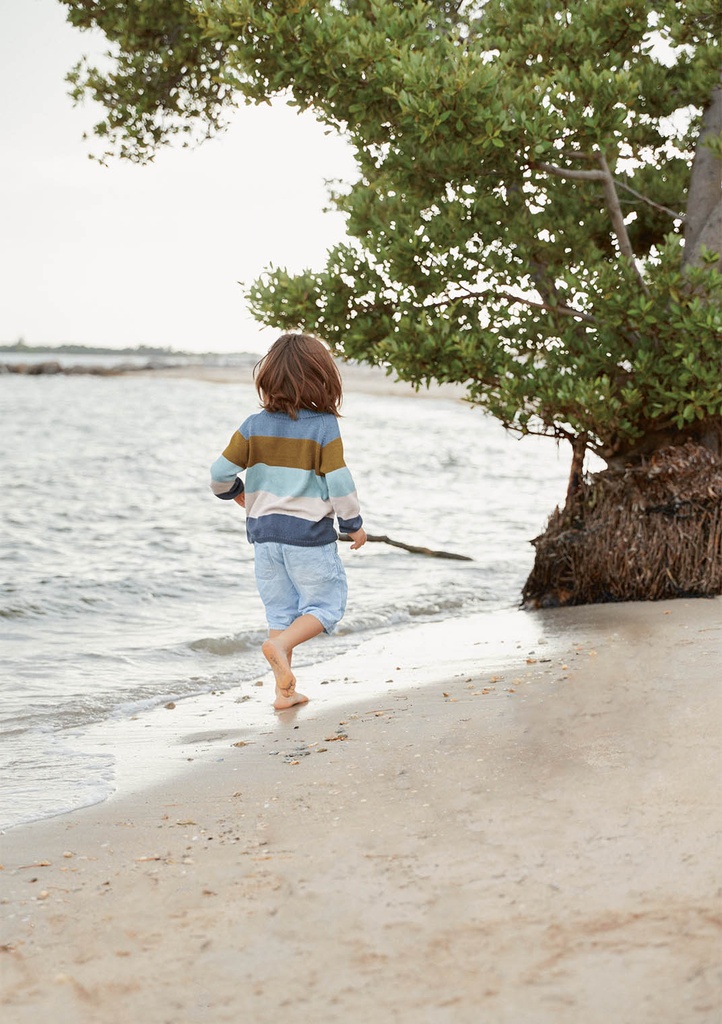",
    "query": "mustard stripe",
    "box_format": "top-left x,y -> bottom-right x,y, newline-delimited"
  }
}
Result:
246,436 -> 323,472
319,437 -> 346,474
222,432 -> 249,468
